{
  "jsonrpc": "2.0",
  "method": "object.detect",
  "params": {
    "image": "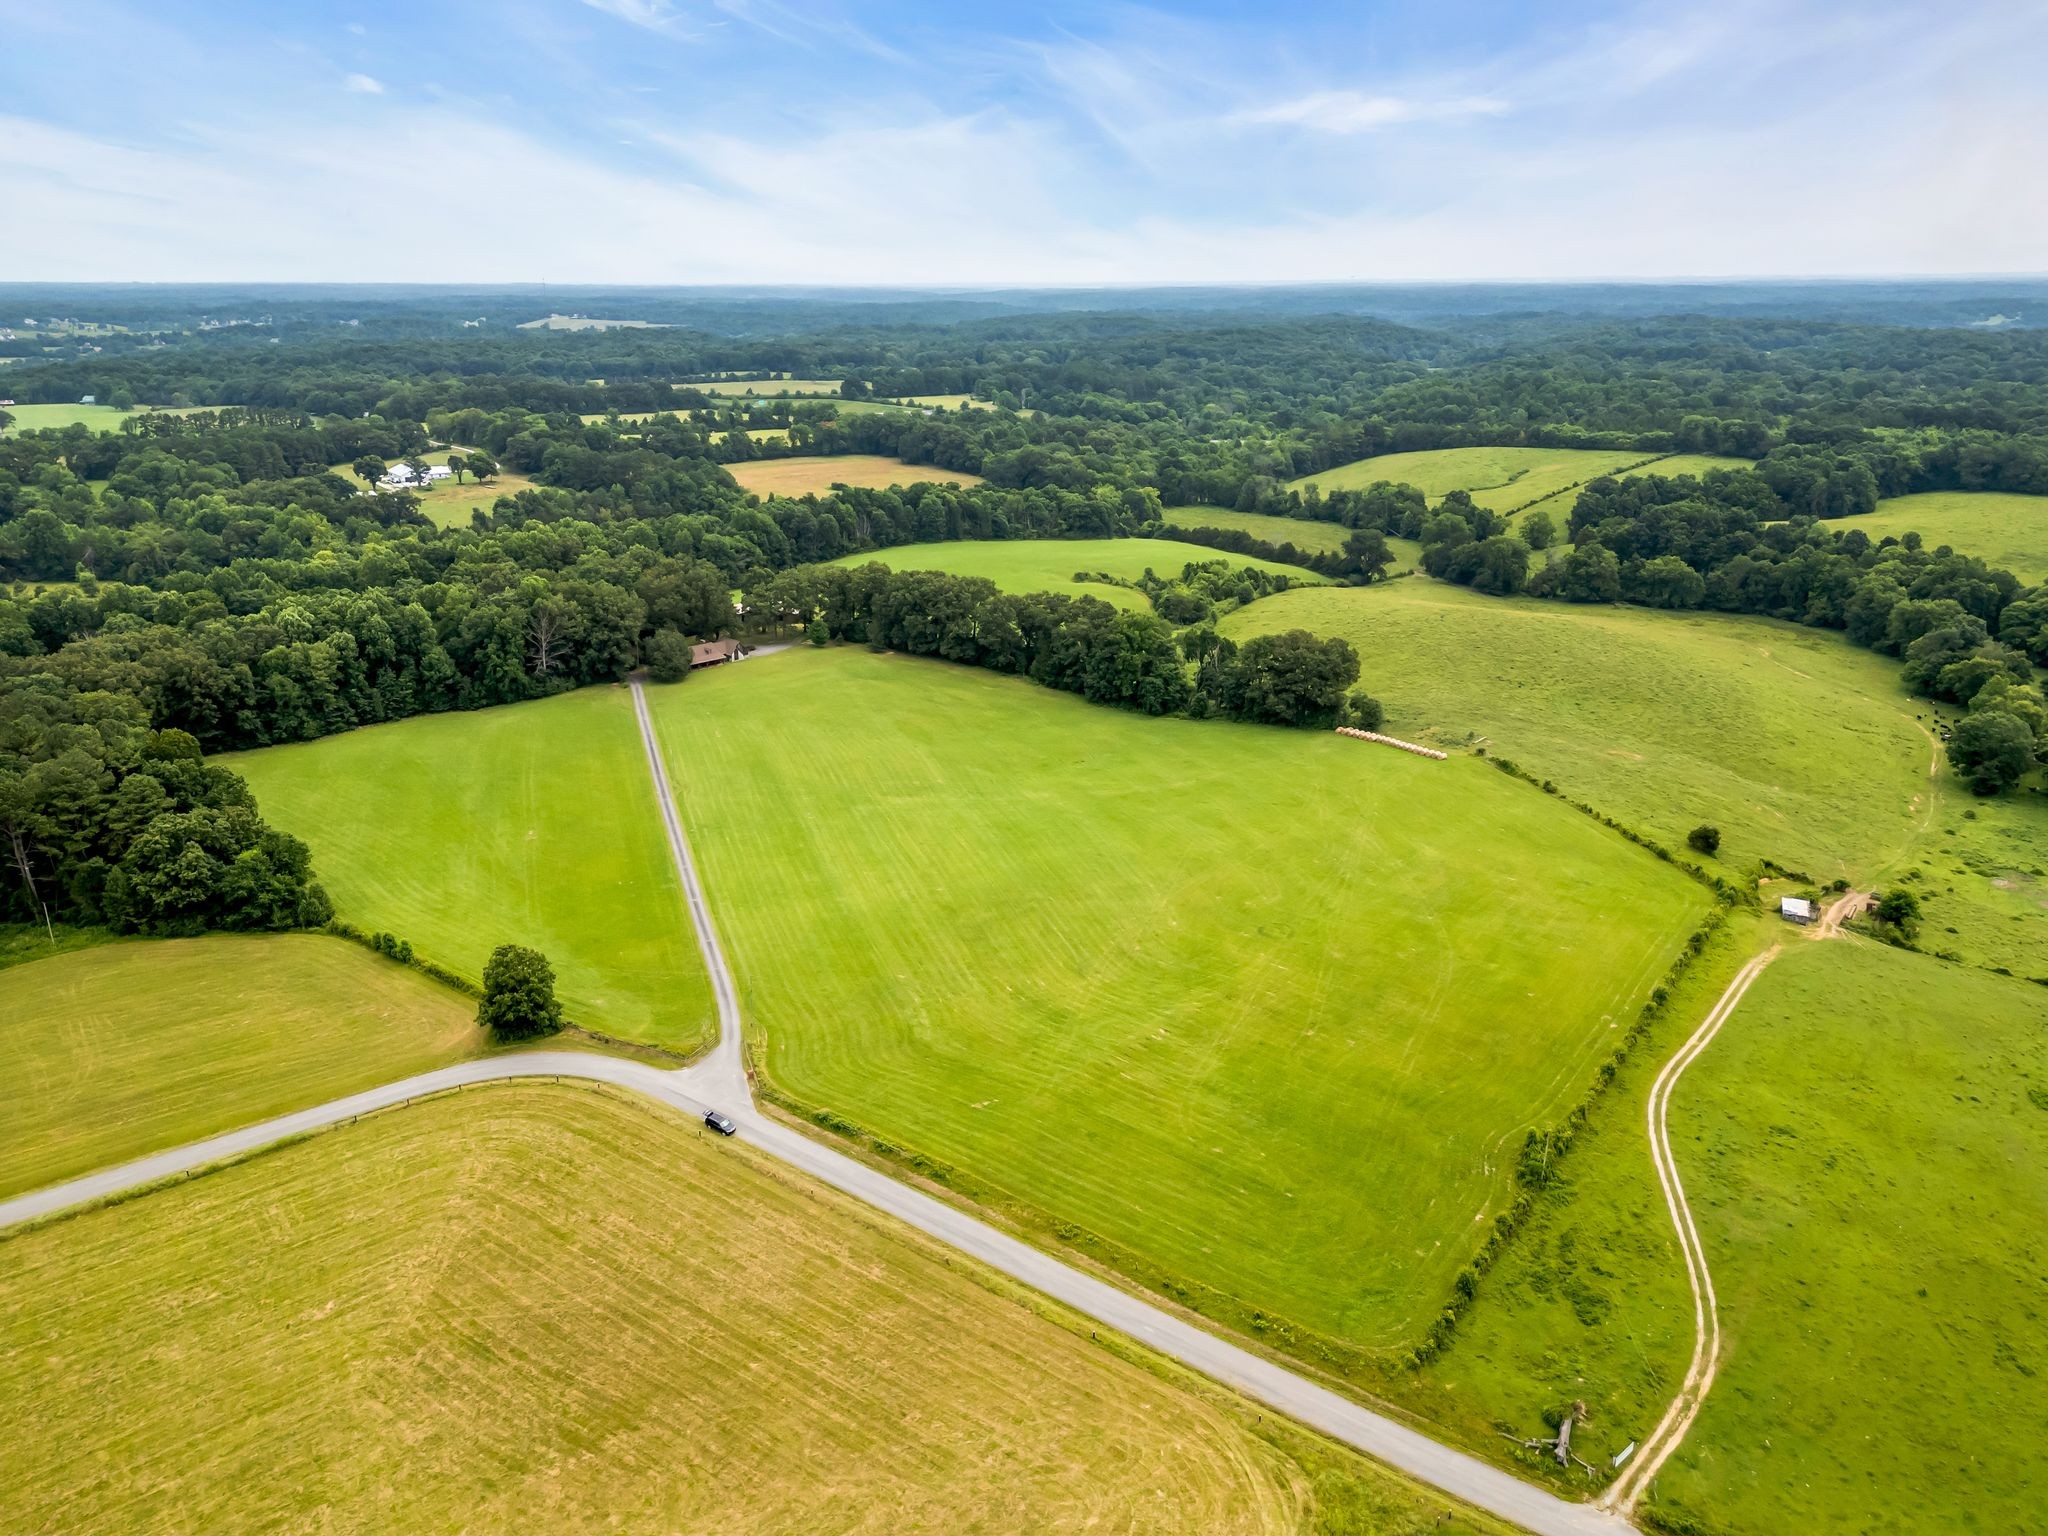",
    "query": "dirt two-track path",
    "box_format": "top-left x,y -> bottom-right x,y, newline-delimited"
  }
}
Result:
0,678 -> 1631,1536
1602,890 -> 1863,1515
